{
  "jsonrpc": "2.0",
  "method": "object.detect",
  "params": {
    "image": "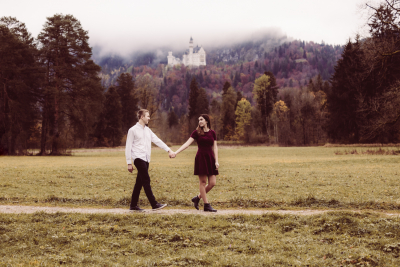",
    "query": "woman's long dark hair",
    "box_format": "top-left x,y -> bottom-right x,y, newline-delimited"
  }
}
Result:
196,114 -> 211,136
